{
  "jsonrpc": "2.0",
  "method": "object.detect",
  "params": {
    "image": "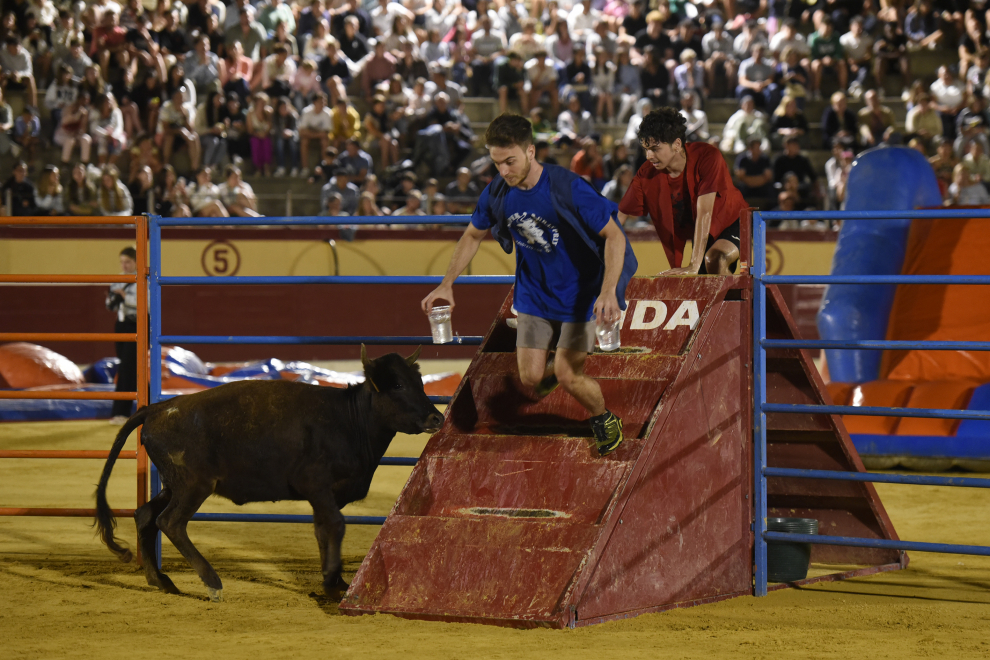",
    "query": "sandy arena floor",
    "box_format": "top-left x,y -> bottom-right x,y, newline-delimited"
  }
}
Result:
3,403 -> 990,659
